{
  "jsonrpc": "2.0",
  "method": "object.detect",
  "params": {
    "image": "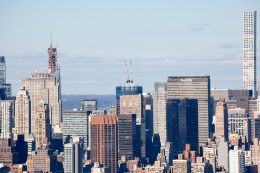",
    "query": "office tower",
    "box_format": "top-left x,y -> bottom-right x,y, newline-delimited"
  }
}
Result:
143,93 -> 153,162
120,94 -> 146,159
35,102 -> 51,148
229,146 -> 245,173
64,137 -> 84,173
81,99 -> 97,111
0,138 -> 13,168
27,134 -> 35,155
62,110 -> 87,149
215,100 -> 228,143
22,71 -> 61,134
26,147 -> 57,172
167,76 -> 211,146
228,108 -> 251,141
0,100 -> 14,139
118,114 -> 136,160
217,138 -> 229,171
243,11 -> 257,98
90,115 -> 118,173
0,56 -> 6,85
250,138 -> 260,169
166,99 -> 198,157
13,87 -> 31,140
15,134 -> 27,164
153,82 -> 167,145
